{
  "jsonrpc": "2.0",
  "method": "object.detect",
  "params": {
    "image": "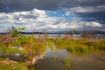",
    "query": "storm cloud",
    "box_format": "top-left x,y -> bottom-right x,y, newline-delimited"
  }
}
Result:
0,0 -> 105,20
0,0 -> 105,32
0,0 -> 105,12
